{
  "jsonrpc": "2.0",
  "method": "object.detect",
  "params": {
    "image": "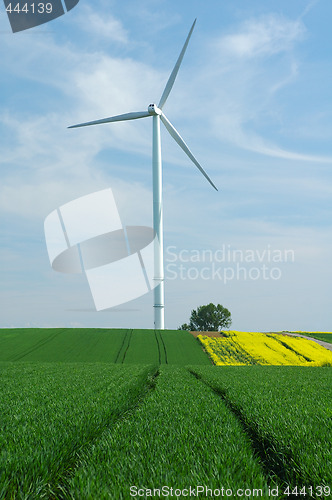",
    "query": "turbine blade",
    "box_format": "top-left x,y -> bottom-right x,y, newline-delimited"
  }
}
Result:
161,113 -> 218,191
68,111 -> 150,129
158,19 -> 196,110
